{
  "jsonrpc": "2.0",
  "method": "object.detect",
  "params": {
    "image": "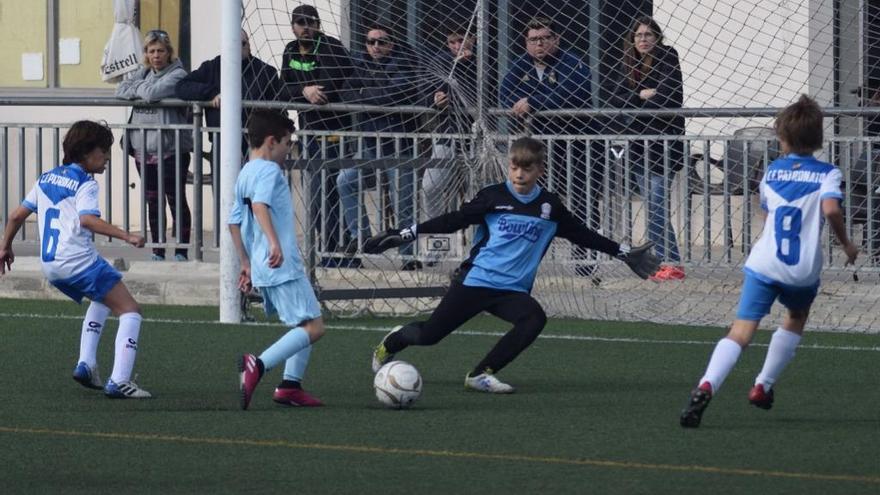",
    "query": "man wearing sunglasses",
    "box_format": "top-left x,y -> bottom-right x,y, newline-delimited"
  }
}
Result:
336,25 -> 421,270
281,4 -> 355,266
